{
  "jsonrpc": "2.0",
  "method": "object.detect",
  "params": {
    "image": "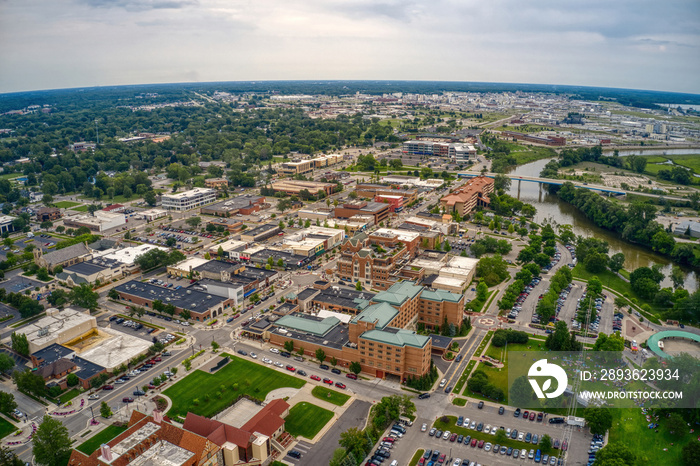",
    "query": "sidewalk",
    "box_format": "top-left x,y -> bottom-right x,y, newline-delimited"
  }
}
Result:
1,413 -> 37,448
